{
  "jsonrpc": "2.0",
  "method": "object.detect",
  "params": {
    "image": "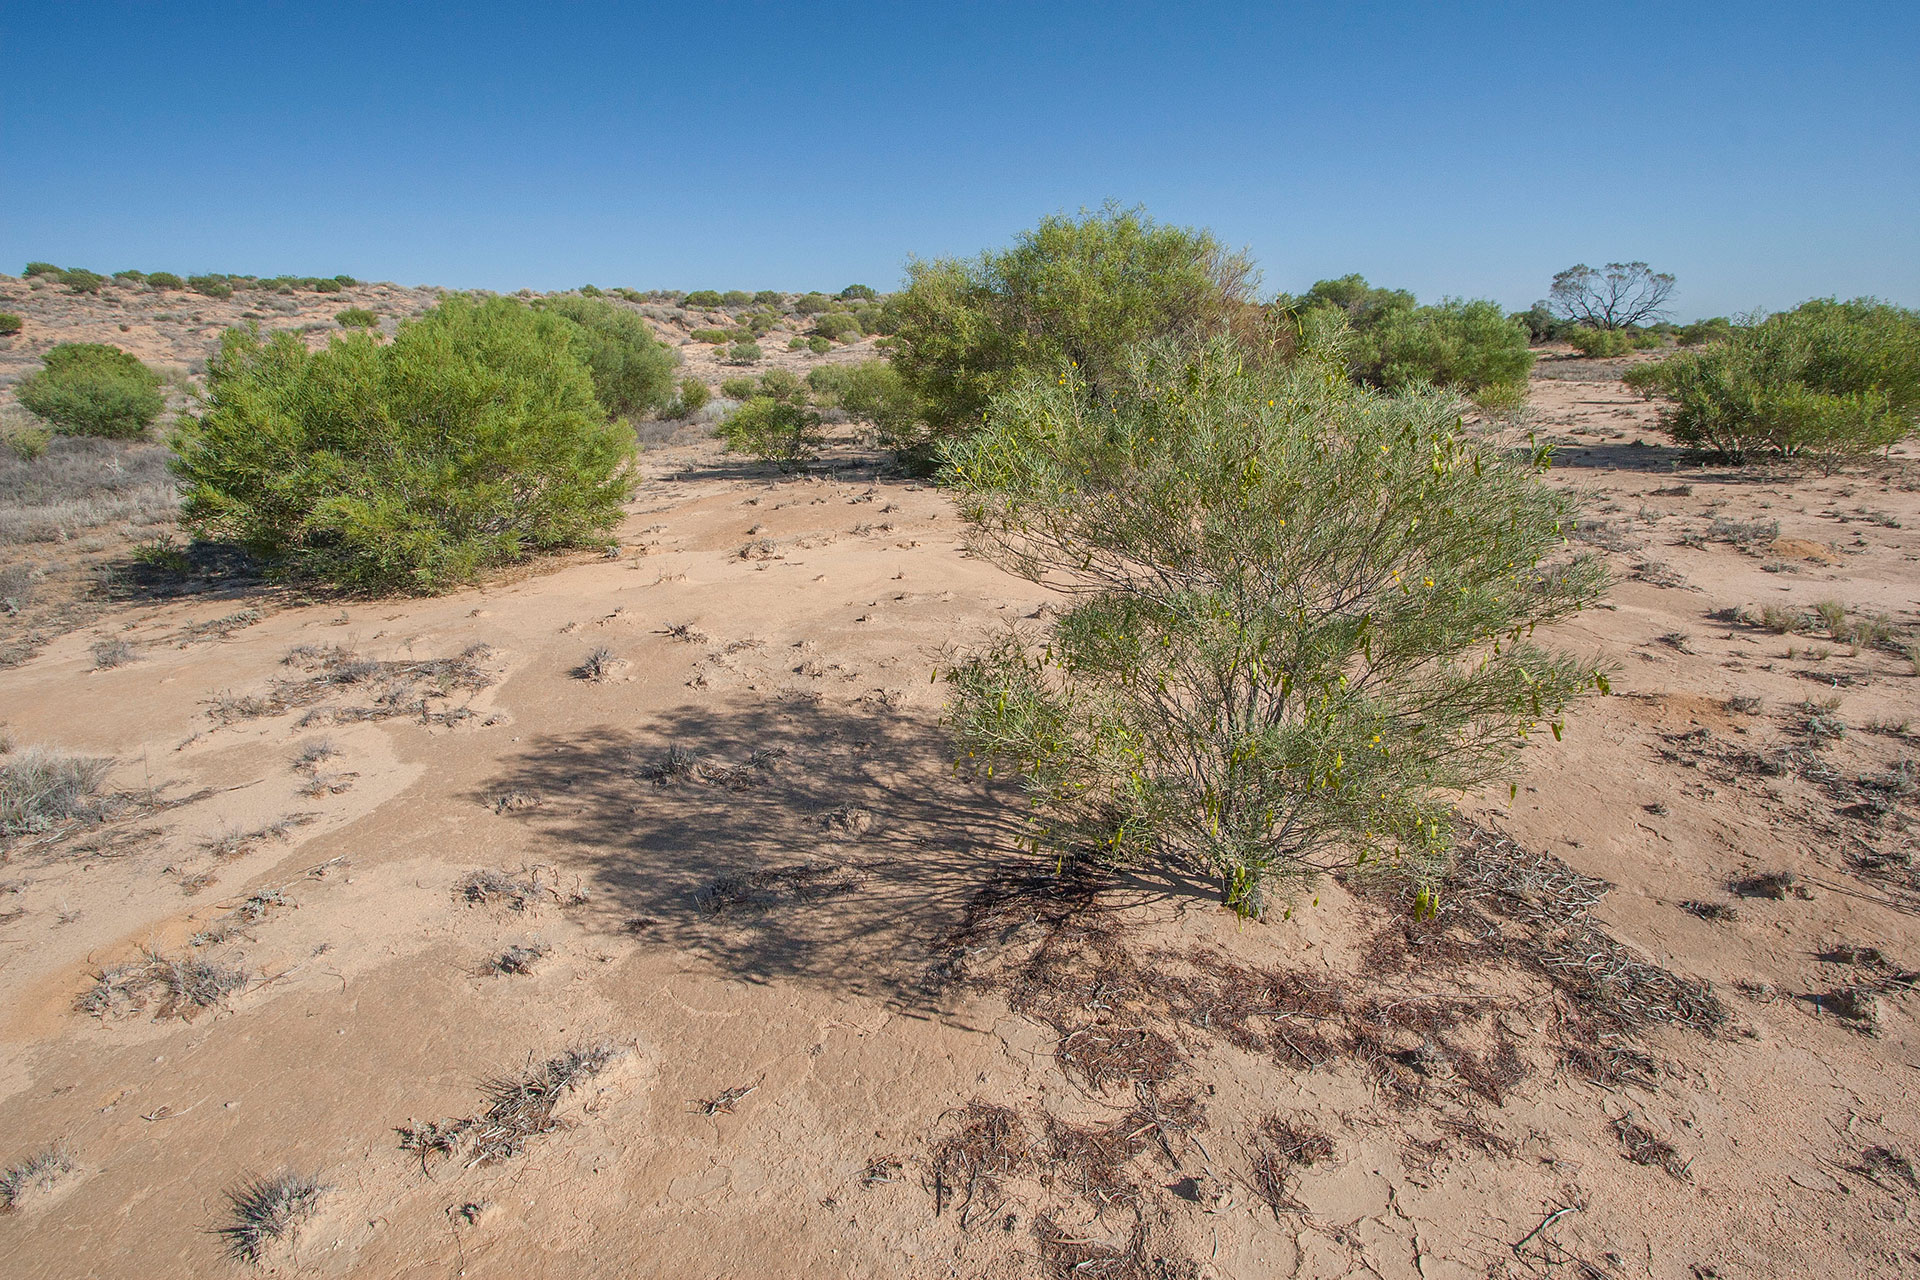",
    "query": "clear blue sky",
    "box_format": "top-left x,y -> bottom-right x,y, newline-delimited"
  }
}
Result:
5,2 -> 1915,319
